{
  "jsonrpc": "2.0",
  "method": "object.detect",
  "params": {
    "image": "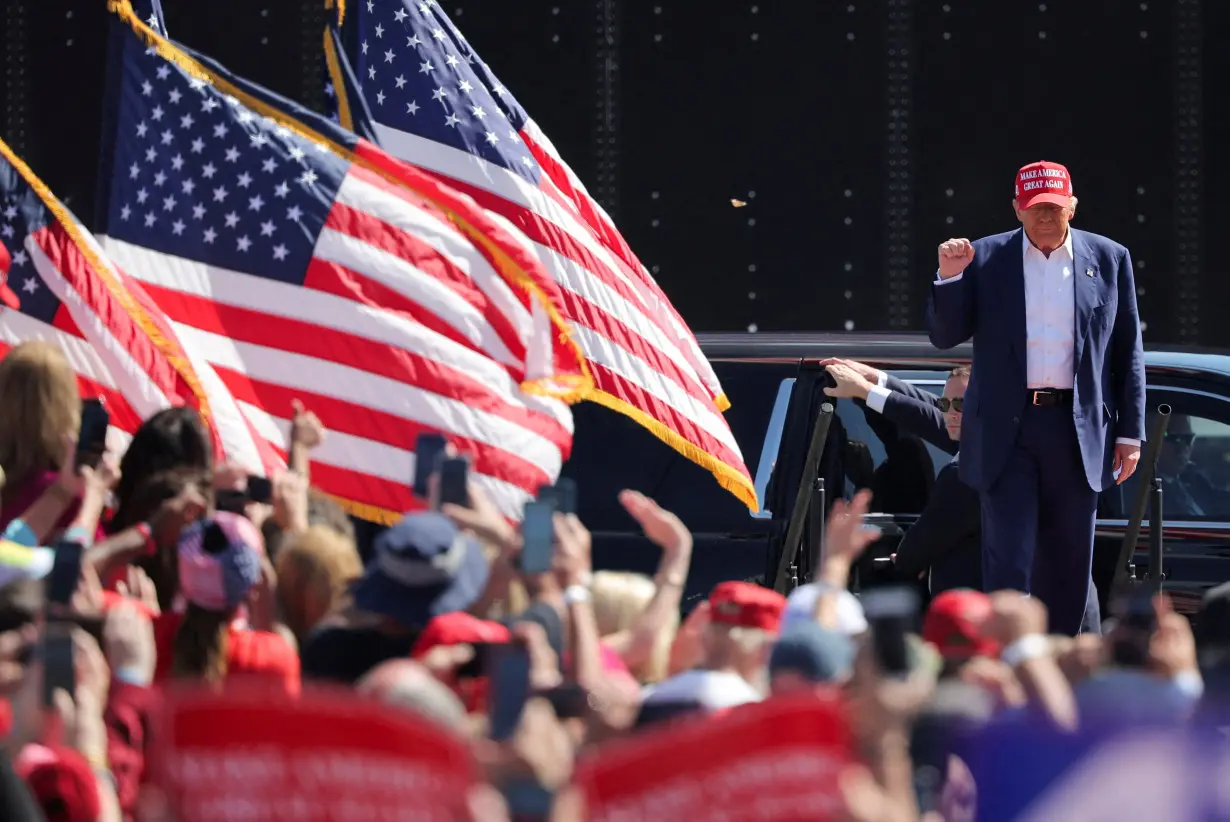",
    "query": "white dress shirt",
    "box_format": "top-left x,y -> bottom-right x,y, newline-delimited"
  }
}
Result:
1021,230 -> 1076,390
934,234 -> 1138,447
